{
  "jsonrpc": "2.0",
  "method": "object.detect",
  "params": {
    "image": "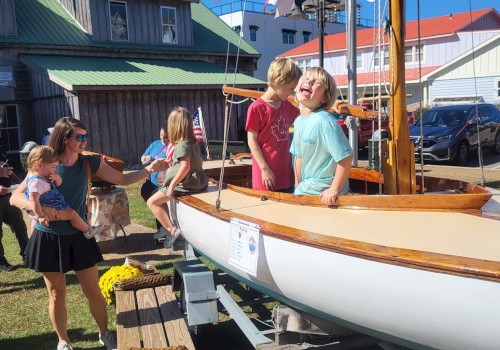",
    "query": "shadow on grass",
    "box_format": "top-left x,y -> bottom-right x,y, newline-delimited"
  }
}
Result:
0,328 -> 102,350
